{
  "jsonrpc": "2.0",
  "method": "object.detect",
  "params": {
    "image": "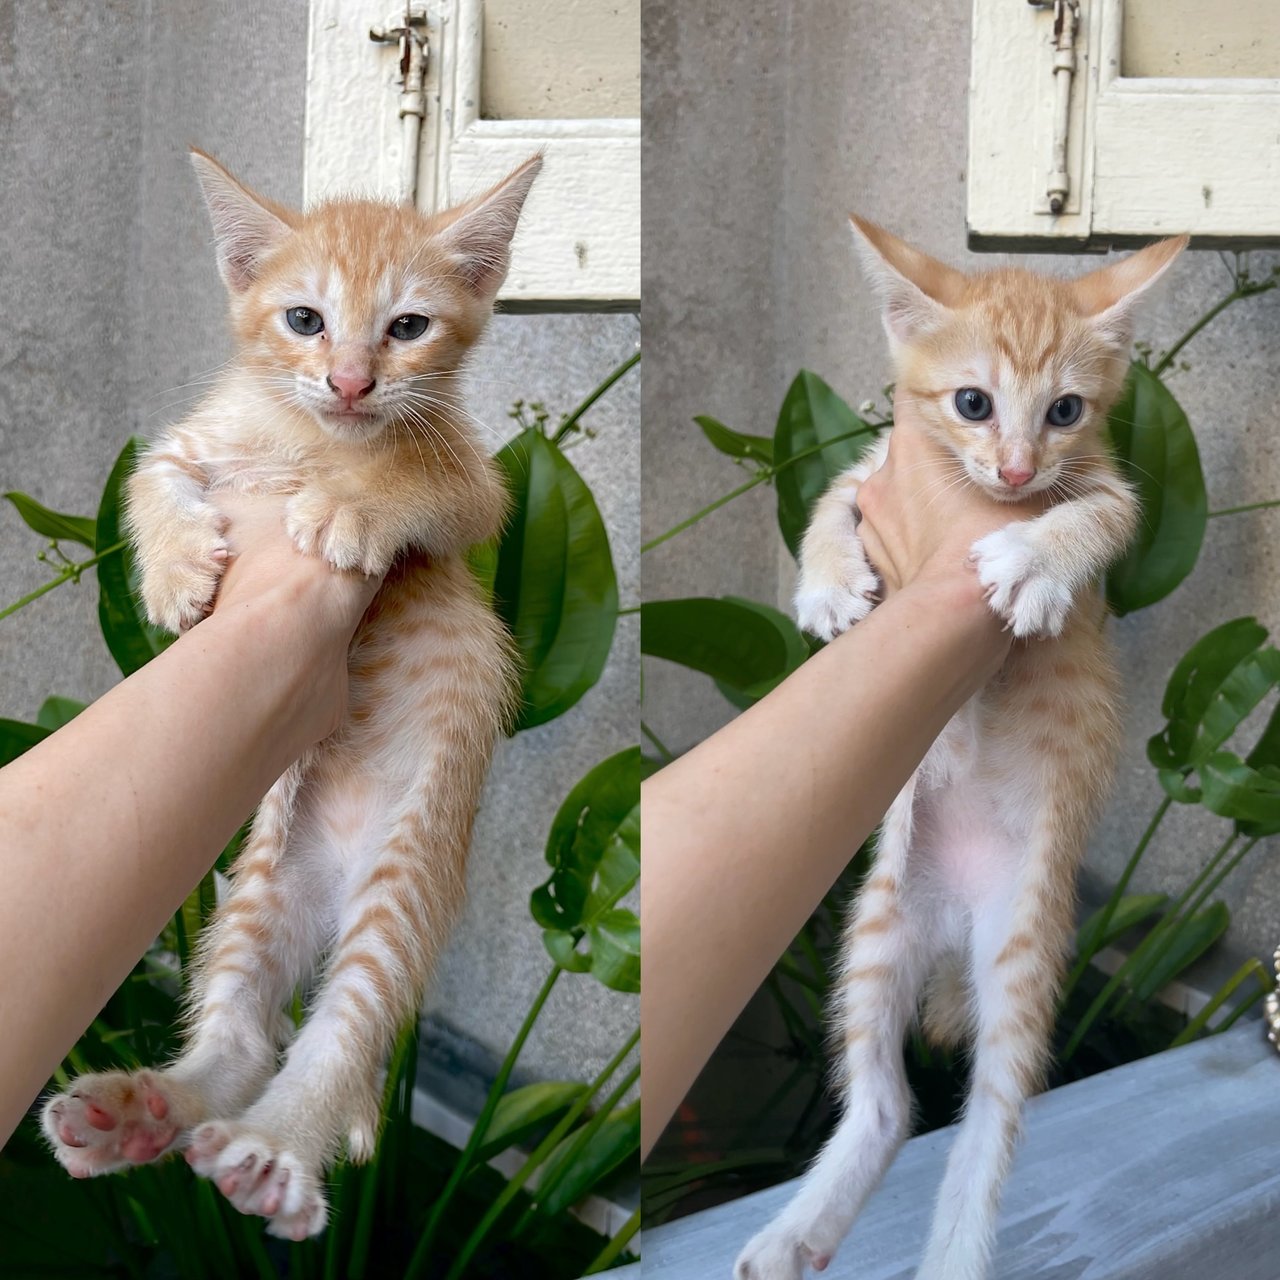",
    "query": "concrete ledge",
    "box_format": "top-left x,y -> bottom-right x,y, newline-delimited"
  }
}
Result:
628,1022 -> 1280,1279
